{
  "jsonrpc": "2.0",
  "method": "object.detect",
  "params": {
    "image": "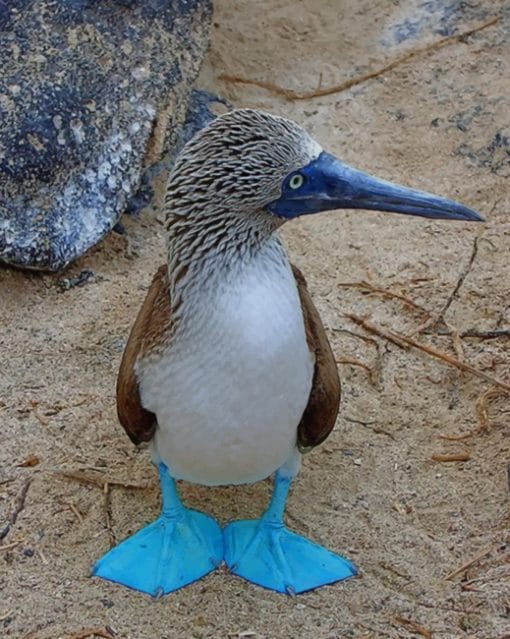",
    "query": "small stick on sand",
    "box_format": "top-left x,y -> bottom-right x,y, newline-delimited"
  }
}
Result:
424,327 -> 510,339
337,280 -> 431,316
431,236 -> 482,330
346,315 -> 510,393
444,542 -> 502,581
64,628 -> 114,639
331,327 -> 380,348
438,387 -> 506,440
476,388 -> 508,431
103,482 -> 116,548
0,610 -> 14,622
0,478 -> 32,542
336,357 -> 373,373
68,502 -> 84,524
336,357 -> 378,385
393,615 -> 433,639
438,432 -> 473,441
37,548 -> 49,565
51,469 -> 150,489
0,540 -> 23,552
431,452 -> 471,462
